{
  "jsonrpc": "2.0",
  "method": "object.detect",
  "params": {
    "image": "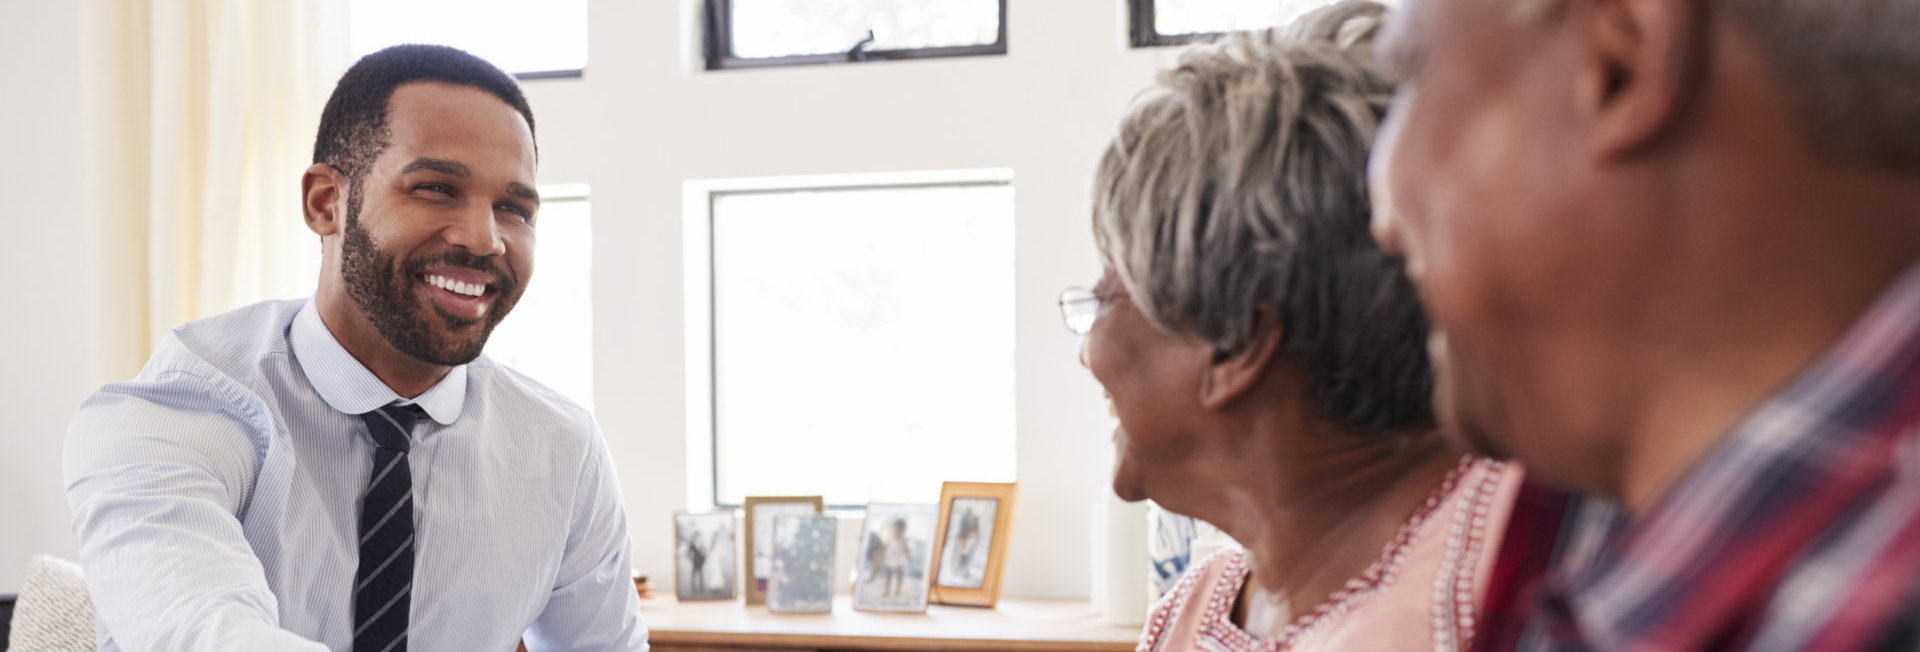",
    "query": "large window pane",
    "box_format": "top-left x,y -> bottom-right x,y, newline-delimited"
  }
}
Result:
484,192 -> 594,410
712,182 -> 1015,506
350,0 -> 588,76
